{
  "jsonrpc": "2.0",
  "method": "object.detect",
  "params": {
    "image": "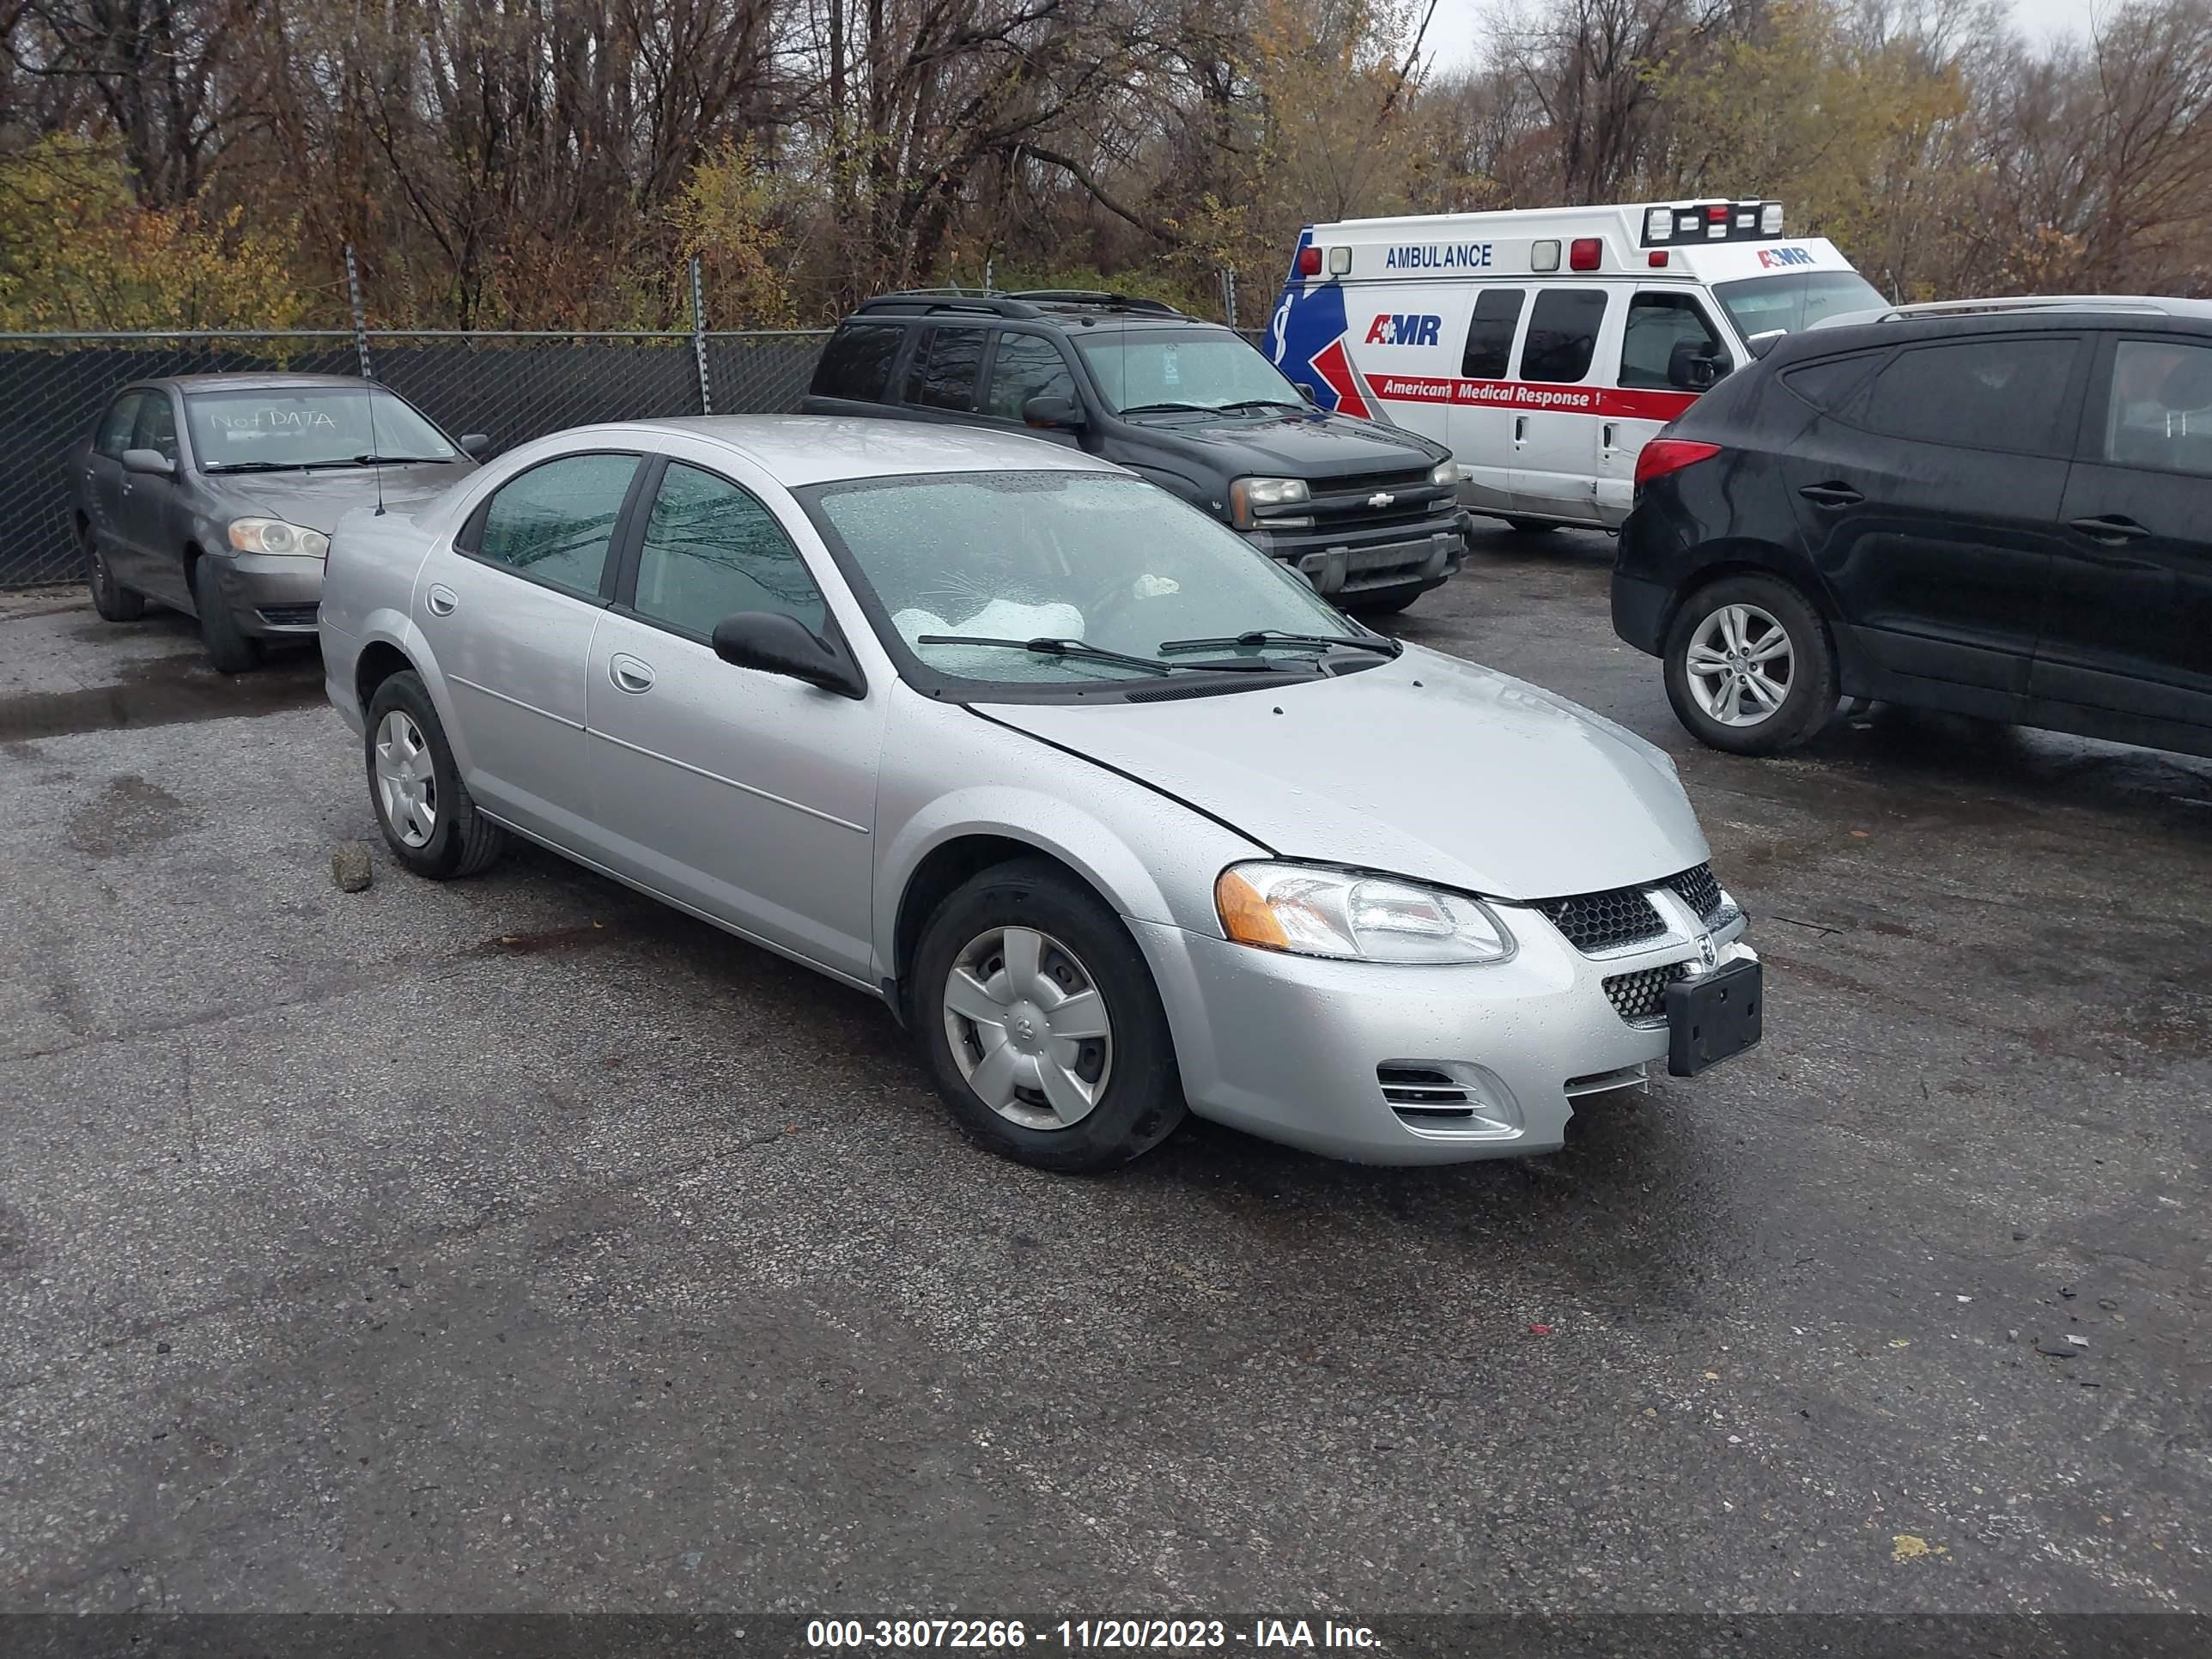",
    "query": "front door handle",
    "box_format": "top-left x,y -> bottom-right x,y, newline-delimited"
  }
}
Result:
425,583 -> 458,617
610,653 -> 656,694
1601,422 -> 1618,450
2068,514 -> 2150,545
1798,483 -> 1863,508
